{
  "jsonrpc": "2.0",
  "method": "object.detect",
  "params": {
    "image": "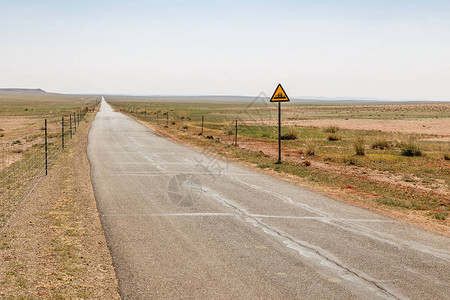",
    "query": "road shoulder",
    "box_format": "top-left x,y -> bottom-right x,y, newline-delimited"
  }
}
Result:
0,113 -> 119,298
